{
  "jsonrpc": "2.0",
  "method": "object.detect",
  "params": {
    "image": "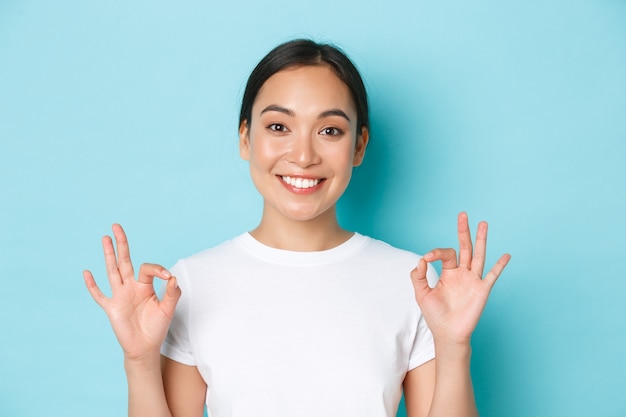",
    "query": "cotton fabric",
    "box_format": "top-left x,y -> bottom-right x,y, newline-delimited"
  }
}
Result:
162,232 -> 437,417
